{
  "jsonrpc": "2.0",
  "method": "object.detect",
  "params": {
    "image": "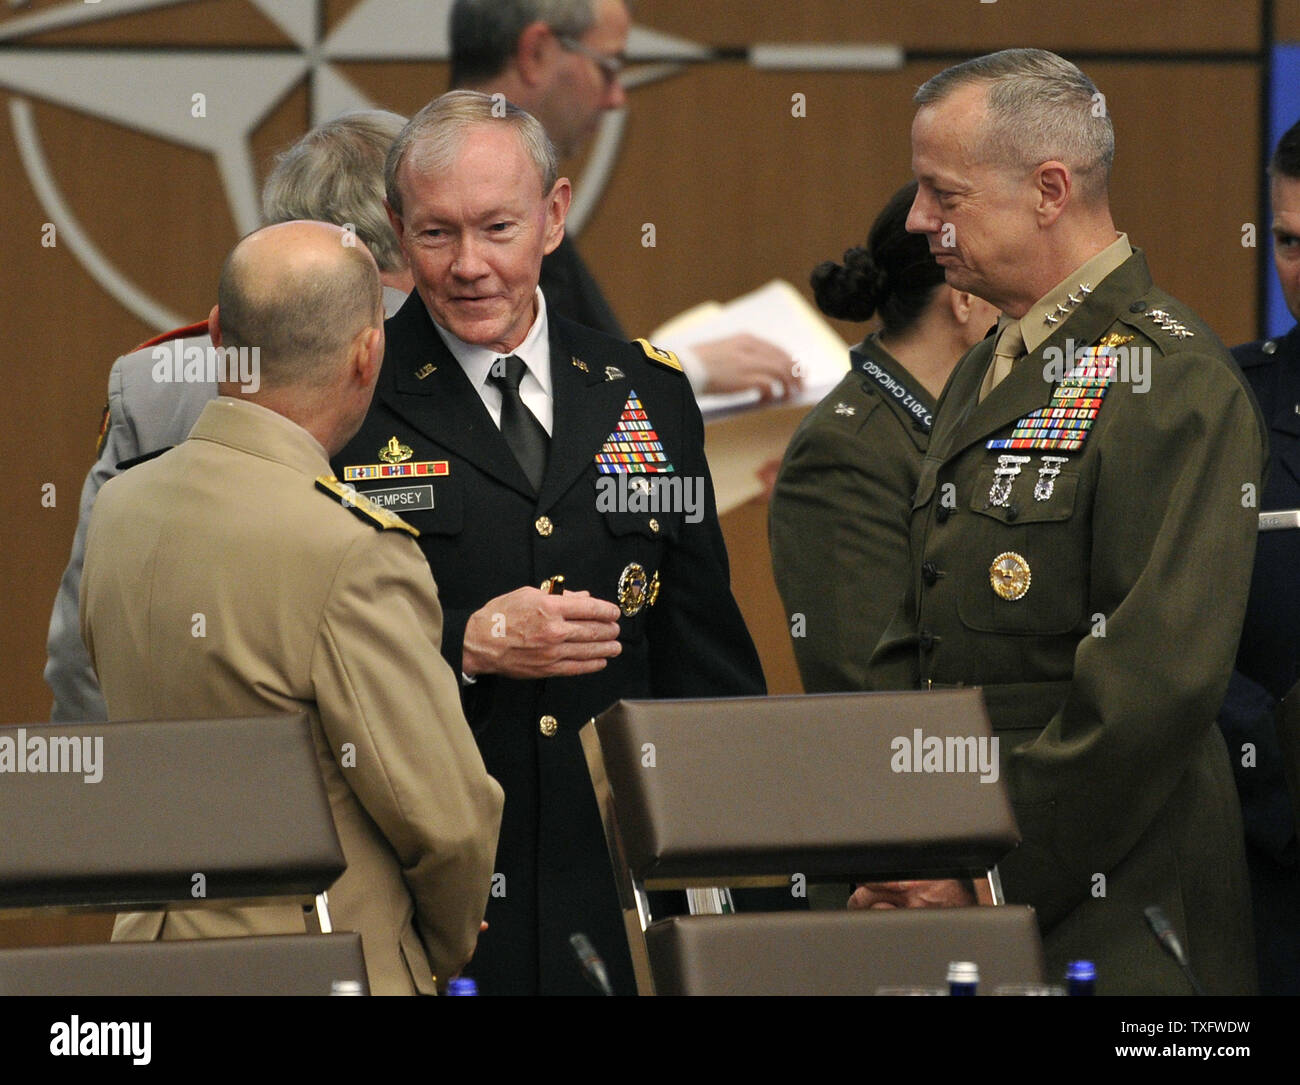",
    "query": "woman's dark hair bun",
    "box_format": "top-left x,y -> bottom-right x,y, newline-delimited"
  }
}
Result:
810,246 -> 884,322
810,180 -> 944,333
